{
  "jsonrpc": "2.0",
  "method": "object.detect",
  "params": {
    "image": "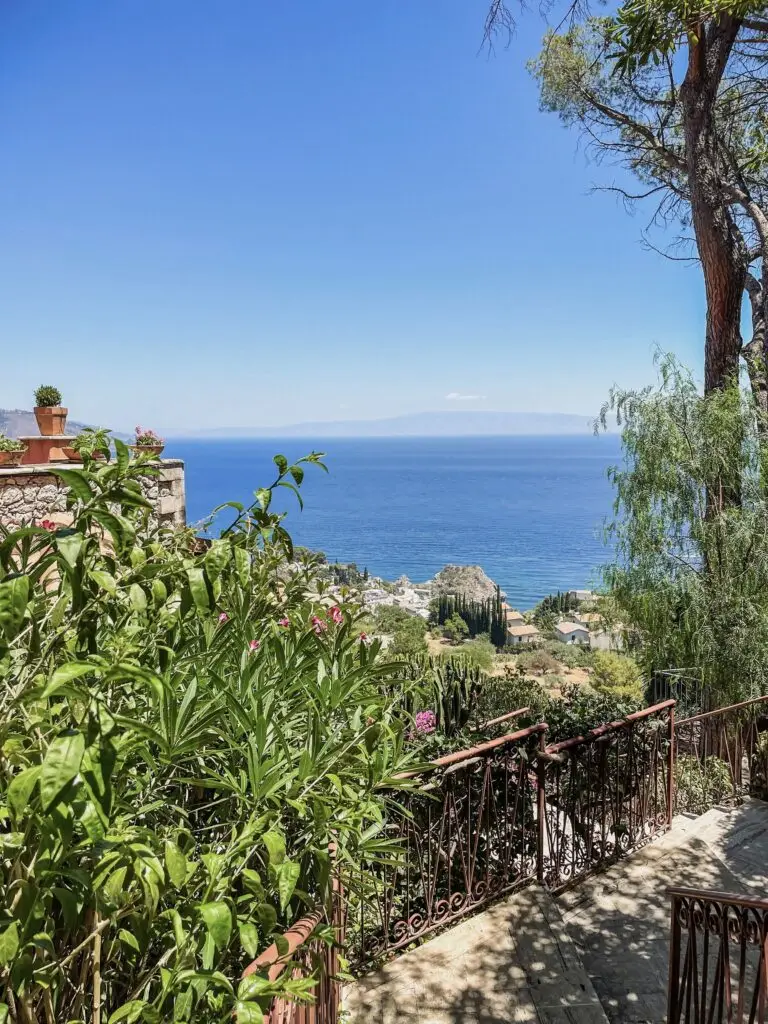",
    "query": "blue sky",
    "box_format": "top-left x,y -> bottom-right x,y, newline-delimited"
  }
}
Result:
0,1 -> 704,432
